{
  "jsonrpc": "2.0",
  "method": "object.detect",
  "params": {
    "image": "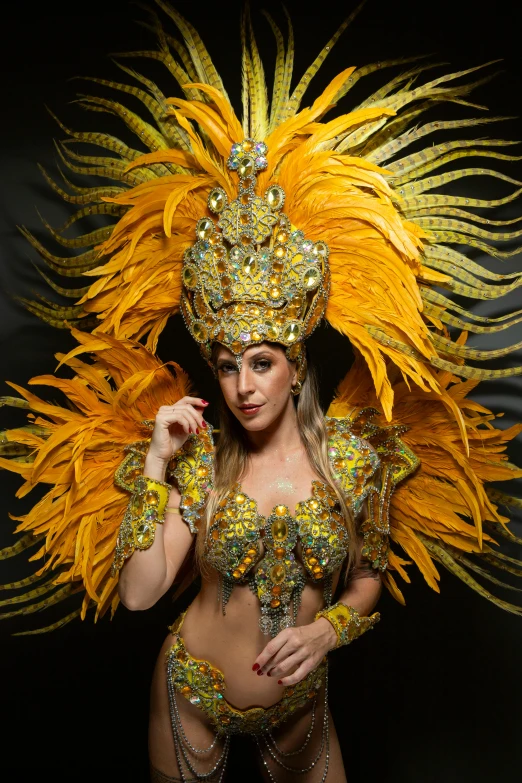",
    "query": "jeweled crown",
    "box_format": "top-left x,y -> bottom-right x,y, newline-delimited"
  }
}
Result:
180,139 -> 330,371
